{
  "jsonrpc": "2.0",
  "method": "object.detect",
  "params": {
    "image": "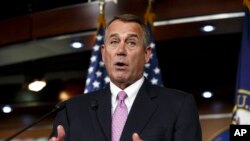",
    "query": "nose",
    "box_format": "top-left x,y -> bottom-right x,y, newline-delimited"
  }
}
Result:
116,42 -> 126,55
